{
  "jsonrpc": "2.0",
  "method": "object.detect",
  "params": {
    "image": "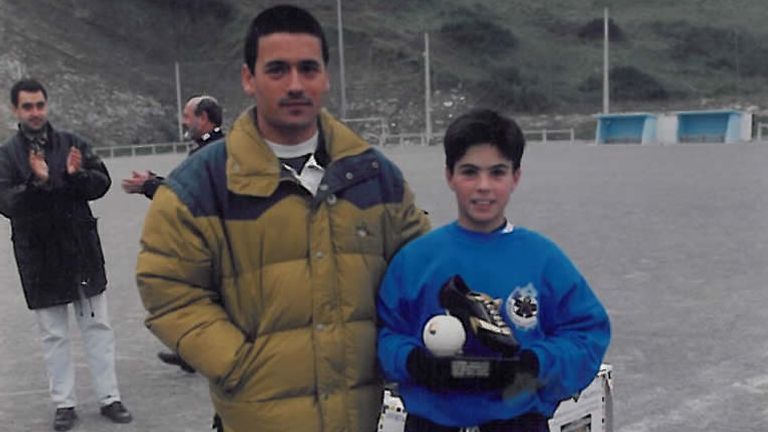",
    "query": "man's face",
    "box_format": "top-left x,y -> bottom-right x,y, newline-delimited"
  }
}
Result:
182,101 -> 202,141
241,32 -> 330,144
13,90 -> 48,132
446,143 -> 521,233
